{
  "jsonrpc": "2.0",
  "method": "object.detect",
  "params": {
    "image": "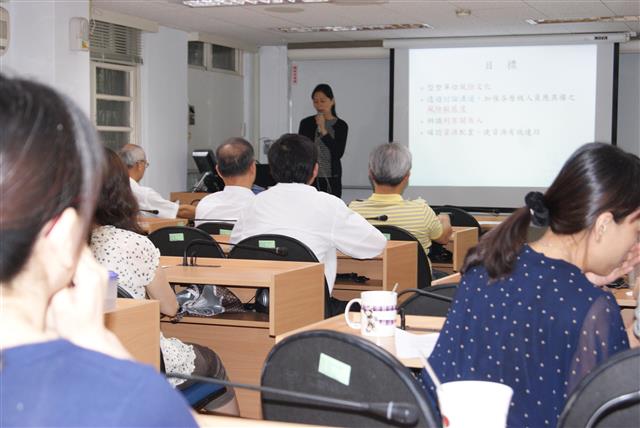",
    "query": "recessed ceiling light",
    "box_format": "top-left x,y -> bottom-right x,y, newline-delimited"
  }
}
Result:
183,0 -> 329,7
277,23 -> 432,33
526,15 -> 640,25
